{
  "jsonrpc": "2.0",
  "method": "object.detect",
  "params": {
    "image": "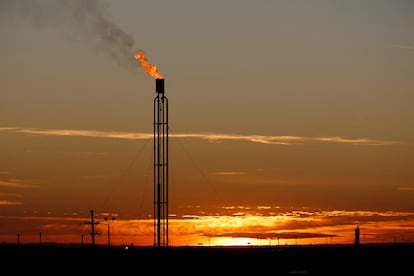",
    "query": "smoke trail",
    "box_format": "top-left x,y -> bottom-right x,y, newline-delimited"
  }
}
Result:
0,0 -> 135,67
